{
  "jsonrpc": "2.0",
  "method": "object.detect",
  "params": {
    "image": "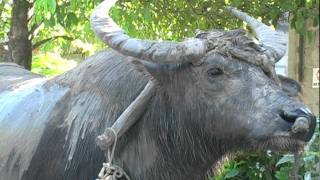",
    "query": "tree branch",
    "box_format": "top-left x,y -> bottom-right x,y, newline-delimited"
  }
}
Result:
27,12 -> 34,23
0,41 -> 9,46
32,35 -> 73,49
26,0 -> 34,22
28,21 -> 43,40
